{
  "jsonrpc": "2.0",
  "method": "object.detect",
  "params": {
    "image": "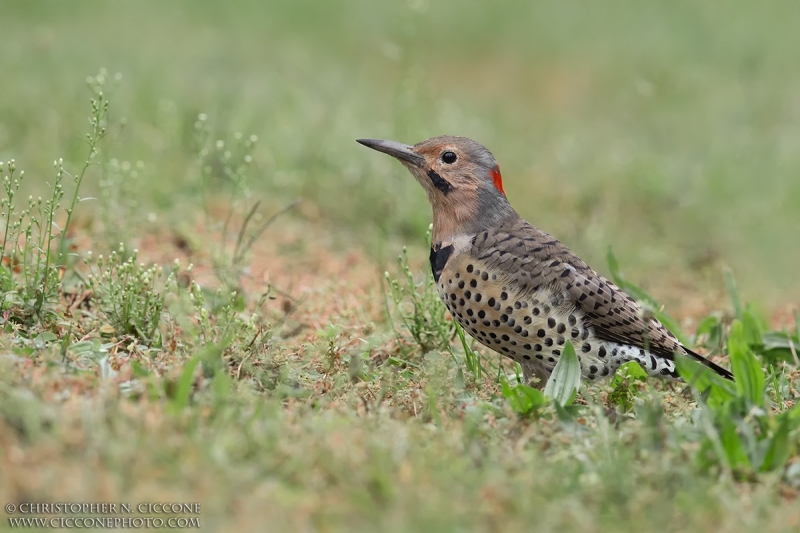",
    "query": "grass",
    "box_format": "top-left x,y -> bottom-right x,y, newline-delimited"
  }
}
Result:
1,1 -> 800,531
